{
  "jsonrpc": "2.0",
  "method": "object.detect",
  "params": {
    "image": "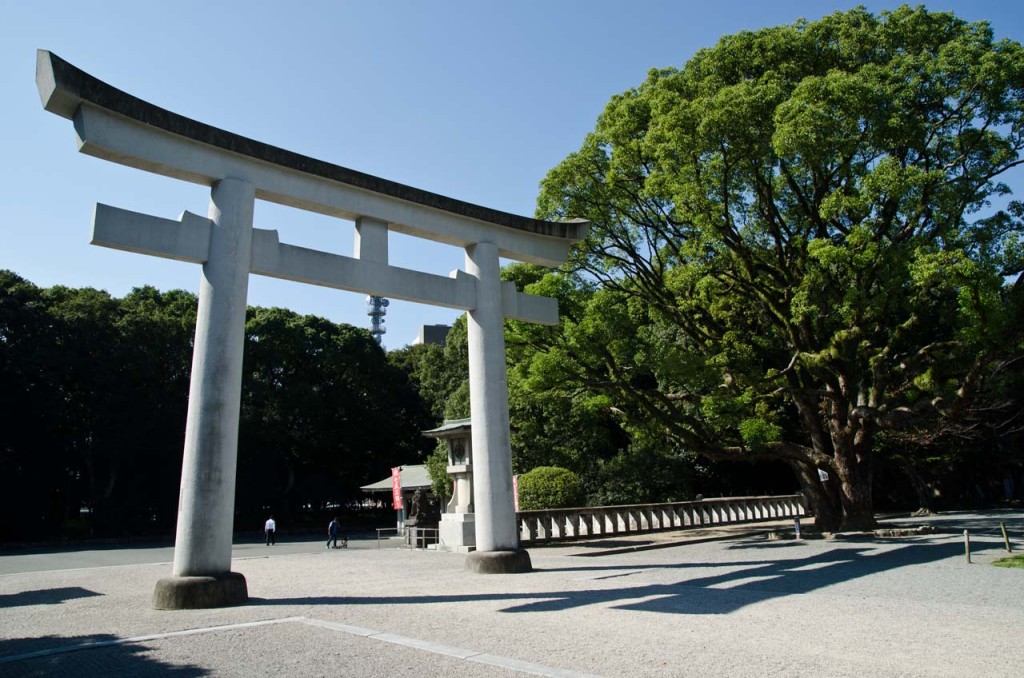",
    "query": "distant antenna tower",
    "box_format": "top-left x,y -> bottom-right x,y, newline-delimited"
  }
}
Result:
366,295 -> 389,345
